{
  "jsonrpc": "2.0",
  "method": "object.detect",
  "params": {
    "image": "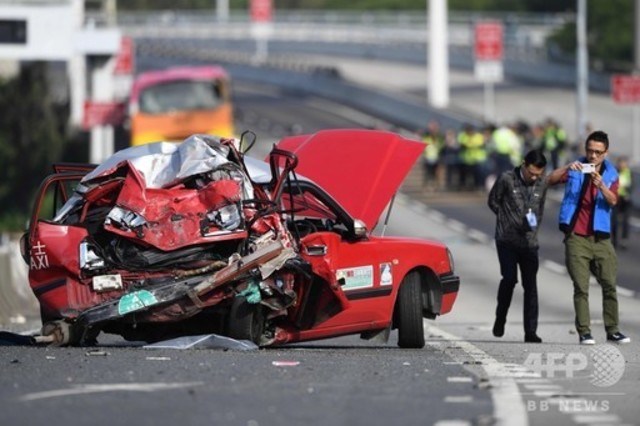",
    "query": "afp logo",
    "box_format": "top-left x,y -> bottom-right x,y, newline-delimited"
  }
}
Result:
523,344 -> 625,387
